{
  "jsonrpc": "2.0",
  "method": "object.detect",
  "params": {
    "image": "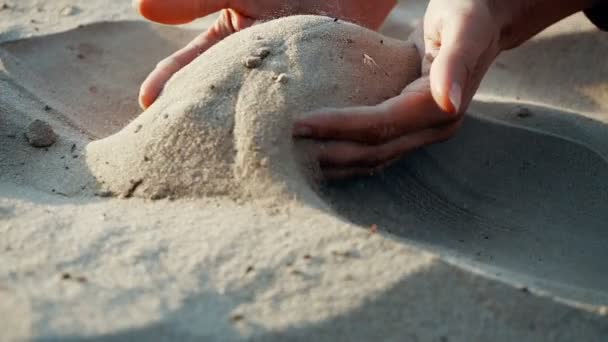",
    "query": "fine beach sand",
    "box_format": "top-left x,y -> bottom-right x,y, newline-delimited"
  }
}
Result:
1,1 -> 608,341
